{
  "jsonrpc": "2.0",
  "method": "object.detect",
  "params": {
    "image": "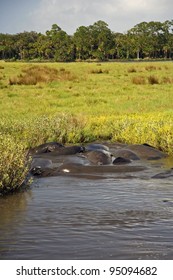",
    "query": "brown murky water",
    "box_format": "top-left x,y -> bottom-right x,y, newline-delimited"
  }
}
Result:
0,156 -> 173,260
